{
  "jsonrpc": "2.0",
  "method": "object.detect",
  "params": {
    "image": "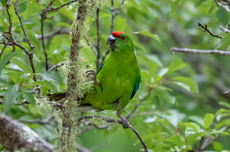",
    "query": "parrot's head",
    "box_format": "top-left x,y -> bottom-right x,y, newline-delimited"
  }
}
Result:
107,31 -> 134,53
